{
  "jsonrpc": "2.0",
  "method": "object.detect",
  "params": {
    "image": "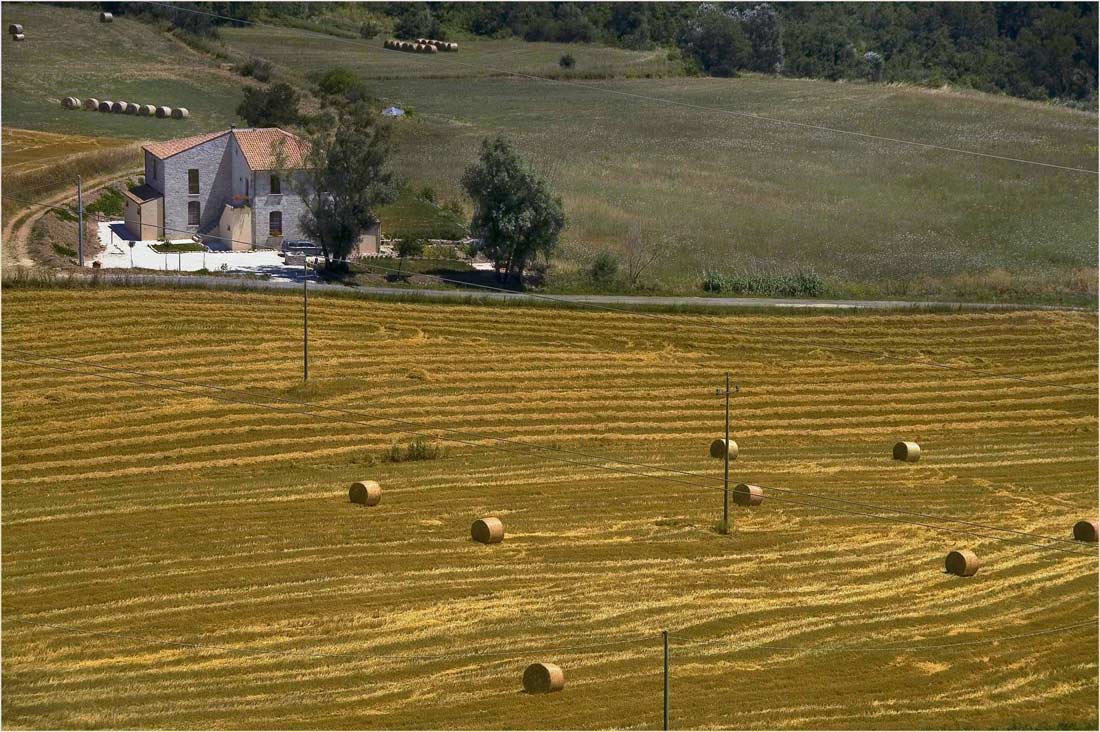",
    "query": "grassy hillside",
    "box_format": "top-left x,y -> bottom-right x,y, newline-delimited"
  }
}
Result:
0,3 -> 244,140
216,25 -> 1098,303
2,285 -> 1097,729
2,5 -> 1096,303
